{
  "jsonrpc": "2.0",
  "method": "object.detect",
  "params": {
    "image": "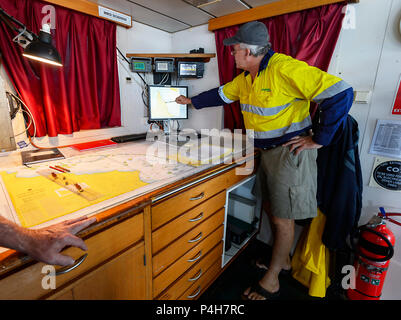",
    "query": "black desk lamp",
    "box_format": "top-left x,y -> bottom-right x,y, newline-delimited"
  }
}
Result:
0,8 -> 62,67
